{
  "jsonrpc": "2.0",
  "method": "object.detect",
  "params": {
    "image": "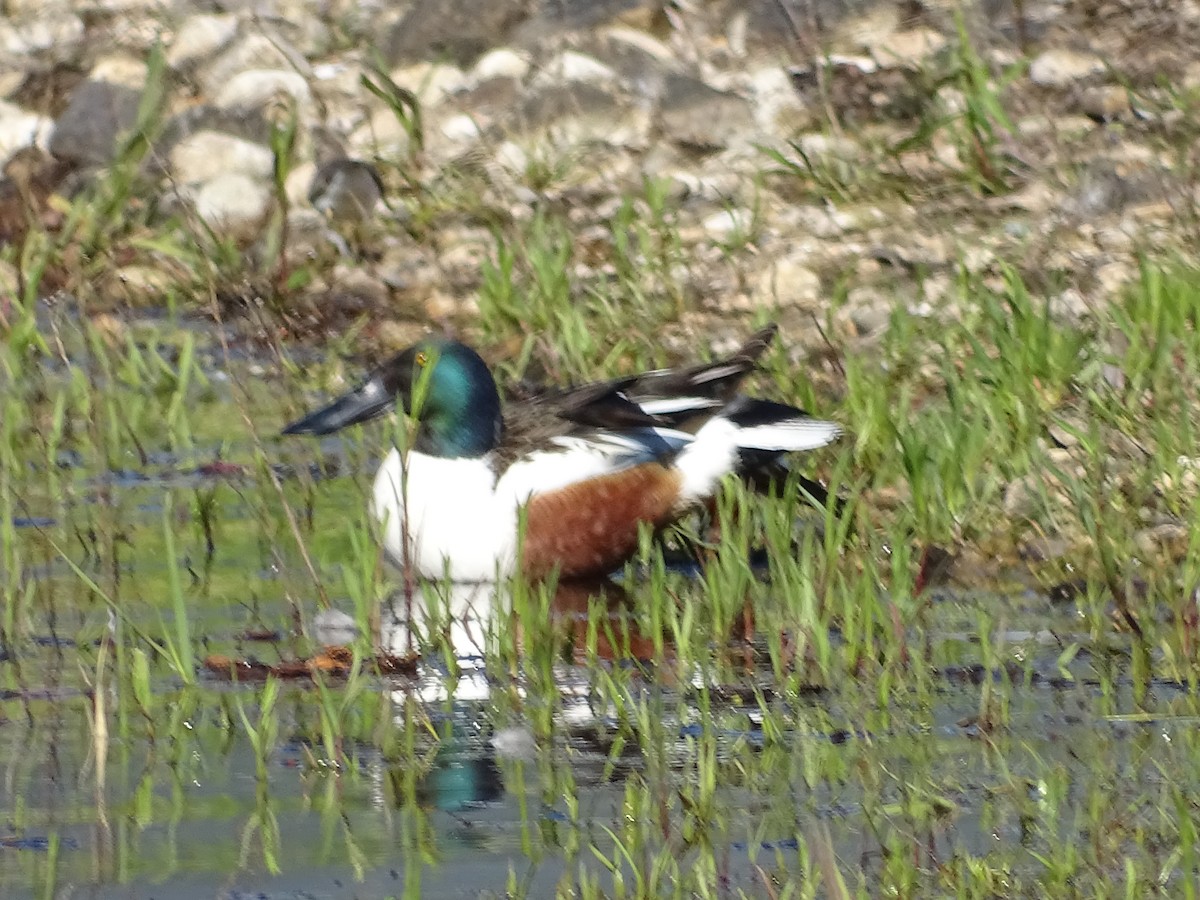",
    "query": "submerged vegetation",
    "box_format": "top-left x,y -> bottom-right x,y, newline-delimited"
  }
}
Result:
4,10 -> 1200,899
